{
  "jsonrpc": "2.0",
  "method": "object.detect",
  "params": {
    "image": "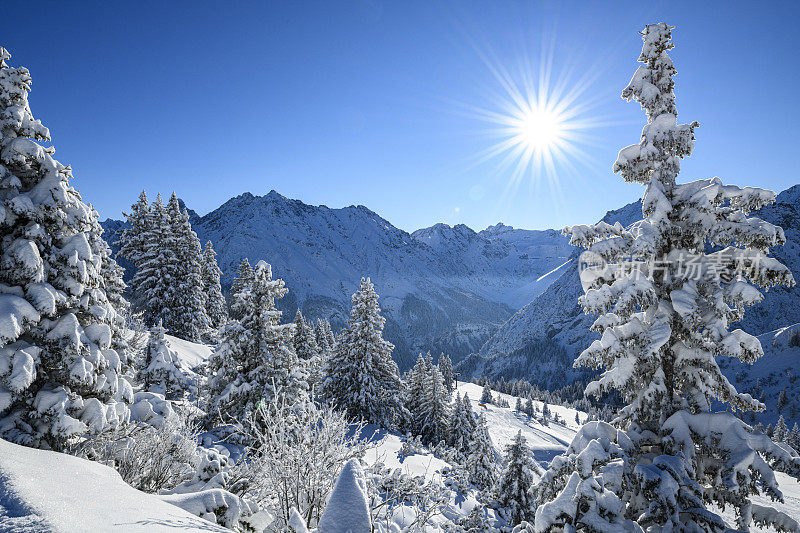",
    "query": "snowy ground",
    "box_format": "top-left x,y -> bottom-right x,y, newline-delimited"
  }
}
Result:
0,439 -> 228,533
